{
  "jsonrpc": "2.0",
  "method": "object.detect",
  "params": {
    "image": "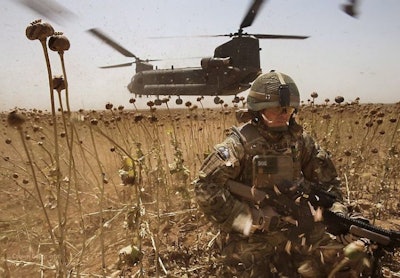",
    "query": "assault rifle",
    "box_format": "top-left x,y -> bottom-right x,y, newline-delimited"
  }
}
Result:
227,179 -> 400,249
227,179 -> 400,275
